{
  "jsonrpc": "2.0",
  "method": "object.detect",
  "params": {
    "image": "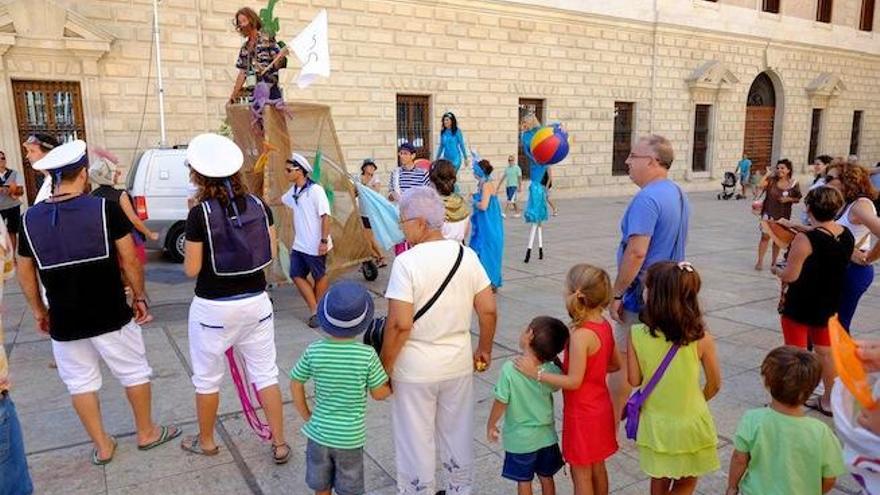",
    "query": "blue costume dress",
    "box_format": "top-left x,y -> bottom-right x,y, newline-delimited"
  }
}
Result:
522,126 -> 549,224
469,171 -> 504,288
435,129 -> 468,172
